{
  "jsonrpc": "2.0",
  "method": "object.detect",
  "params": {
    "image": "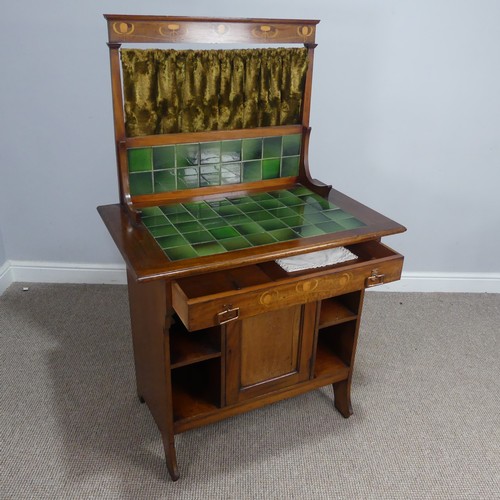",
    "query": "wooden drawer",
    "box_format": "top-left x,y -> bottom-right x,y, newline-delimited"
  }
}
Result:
171,240 -> 403,331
